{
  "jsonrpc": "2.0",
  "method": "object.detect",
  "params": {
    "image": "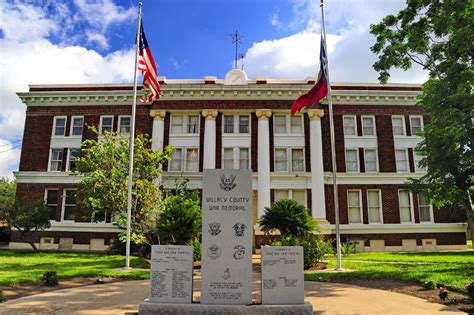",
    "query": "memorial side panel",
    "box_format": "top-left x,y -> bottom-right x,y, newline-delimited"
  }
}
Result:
201,169 -> 253,305
261,246 -> 304,305
150,245 -> 194,304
